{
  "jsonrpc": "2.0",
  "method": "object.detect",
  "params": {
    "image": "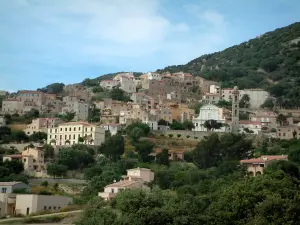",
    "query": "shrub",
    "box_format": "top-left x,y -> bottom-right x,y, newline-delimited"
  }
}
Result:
177,134 -> 182,138
186,135 -> 190,139
41,180 -> 48,187
168,134 -> 173,138
194,137 -> 199,139
39,190 -> 52,195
